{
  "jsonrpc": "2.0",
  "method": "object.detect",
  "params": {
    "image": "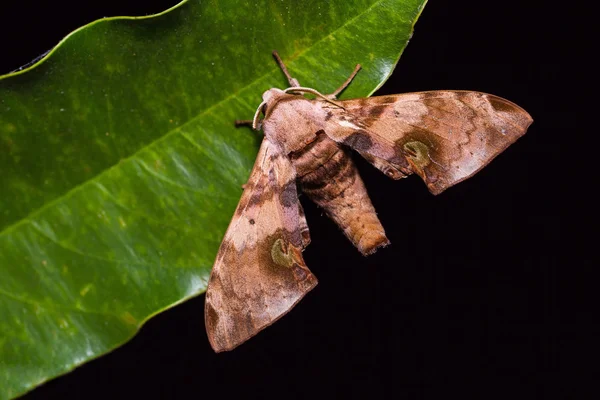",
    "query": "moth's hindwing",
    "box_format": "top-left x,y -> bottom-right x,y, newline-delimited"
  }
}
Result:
326,91 -> 533,194
204,138 -> 317,352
